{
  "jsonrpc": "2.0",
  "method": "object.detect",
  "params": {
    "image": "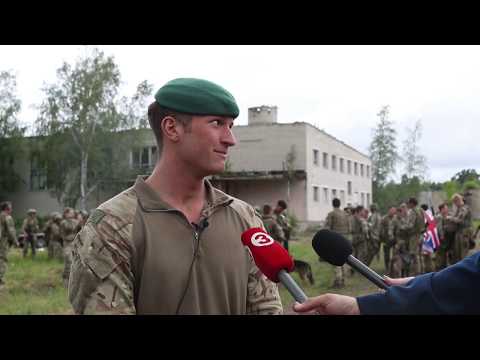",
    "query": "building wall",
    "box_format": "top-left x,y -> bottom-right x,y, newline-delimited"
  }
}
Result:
229,123 -> 307,172
305,124 -> 372,221
213,177 -> 307,223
